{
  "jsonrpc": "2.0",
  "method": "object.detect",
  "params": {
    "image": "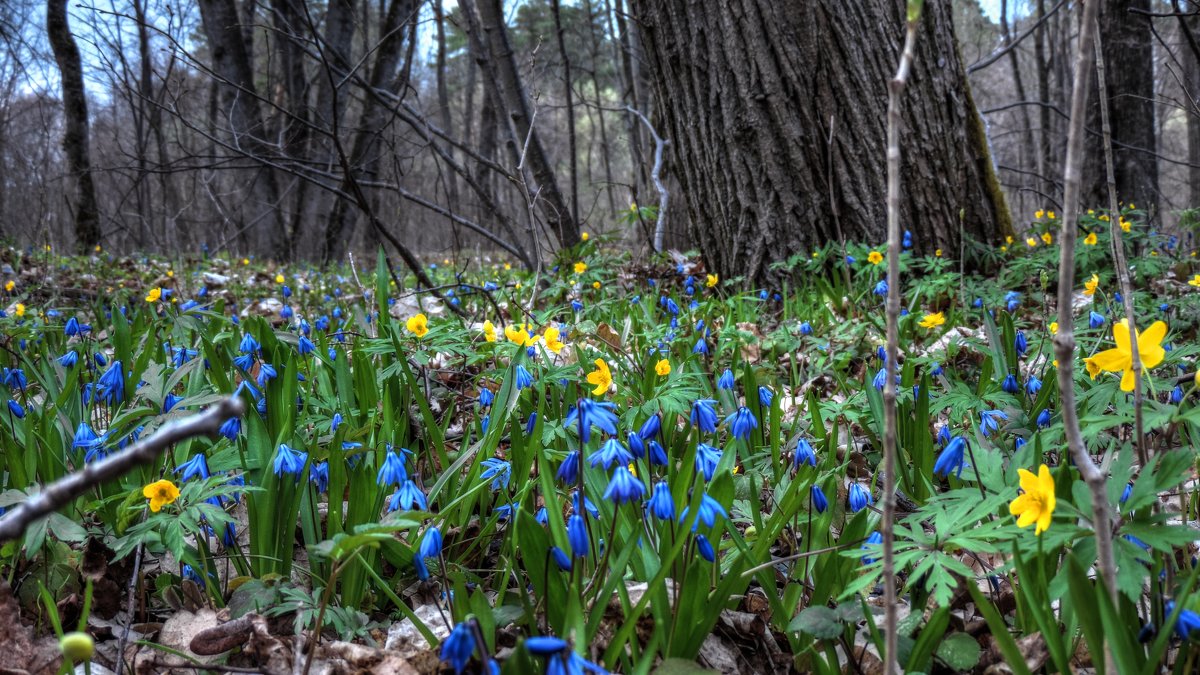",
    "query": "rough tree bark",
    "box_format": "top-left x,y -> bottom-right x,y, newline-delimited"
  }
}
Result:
46,0 -> 101,252
1188,14 -> 1200,207
633,0 -> 1011,285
